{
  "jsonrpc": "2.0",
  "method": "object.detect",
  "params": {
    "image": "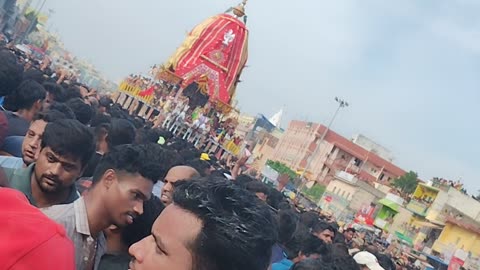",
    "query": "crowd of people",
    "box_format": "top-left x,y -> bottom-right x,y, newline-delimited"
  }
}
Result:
0,44 -> 412,270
